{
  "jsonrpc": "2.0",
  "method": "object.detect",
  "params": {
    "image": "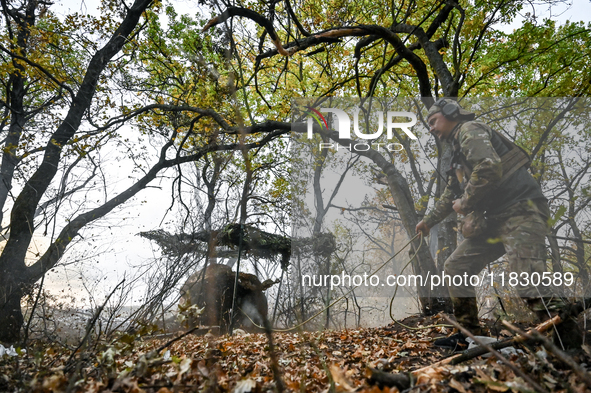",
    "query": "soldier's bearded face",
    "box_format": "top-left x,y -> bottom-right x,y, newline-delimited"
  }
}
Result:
428,112 -> 457,141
